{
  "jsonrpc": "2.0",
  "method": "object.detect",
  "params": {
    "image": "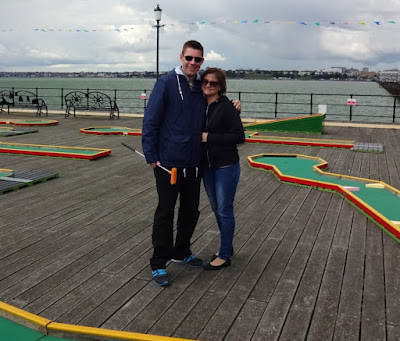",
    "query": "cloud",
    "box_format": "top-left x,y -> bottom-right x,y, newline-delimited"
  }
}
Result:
321,29 -> 372,59
1,0 -> 400,72
205,50 -> 226,62
48,64 -> 73,69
